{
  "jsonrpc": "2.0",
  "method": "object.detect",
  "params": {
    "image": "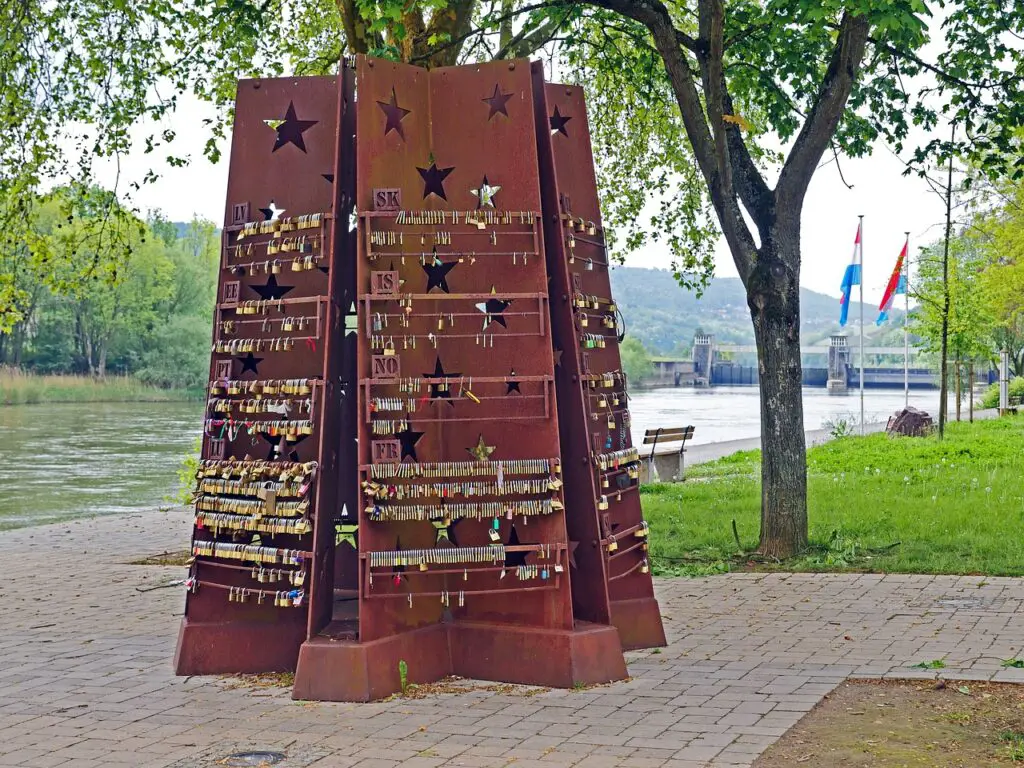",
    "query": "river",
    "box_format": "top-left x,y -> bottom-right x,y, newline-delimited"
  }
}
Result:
0,387 -> 953,528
